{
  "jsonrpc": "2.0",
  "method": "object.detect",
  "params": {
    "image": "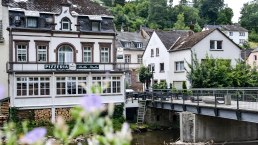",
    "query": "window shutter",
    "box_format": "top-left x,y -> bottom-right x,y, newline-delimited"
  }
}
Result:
0,20 -> 3,42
